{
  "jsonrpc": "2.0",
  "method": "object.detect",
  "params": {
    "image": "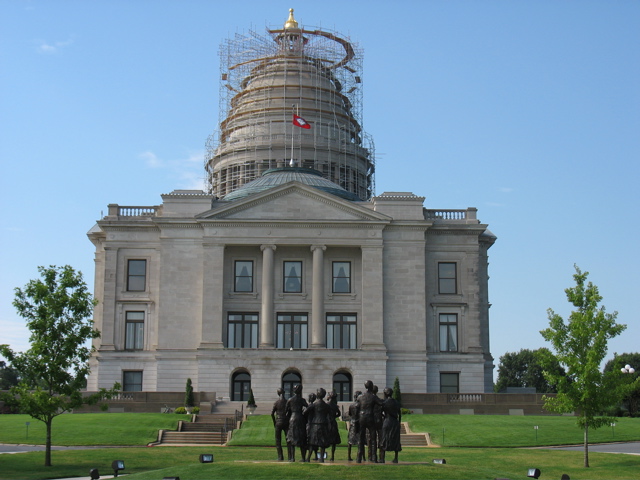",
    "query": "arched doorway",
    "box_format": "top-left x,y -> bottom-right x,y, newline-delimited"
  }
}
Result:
281,370 -> 302,399
231,370 -> 251,401
333,371 -> 352,402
